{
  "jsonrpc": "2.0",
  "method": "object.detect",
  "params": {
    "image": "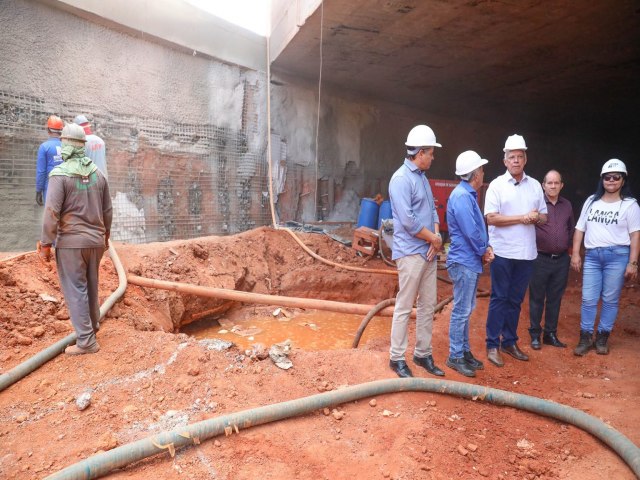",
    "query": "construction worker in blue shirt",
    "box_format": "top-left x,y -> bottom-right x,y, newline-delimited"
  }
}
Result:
35,115 -> 64,205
